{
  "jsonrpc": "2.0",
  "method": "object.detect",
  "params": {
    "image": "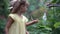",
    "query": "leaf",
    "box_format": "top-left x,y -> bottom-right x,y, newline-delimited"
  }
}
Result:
54,22 -> 60,28
52,0 -> 57,3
